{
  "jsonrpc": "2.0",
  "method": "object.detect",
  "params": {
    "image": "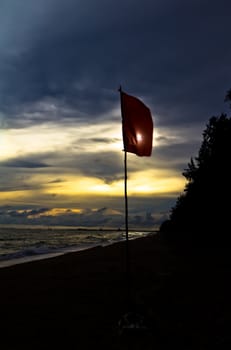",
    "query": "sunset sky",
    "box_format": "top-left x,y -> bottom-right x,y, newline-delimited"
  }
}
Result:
0,0 -> 231,228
